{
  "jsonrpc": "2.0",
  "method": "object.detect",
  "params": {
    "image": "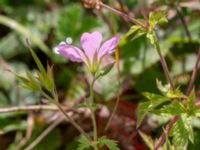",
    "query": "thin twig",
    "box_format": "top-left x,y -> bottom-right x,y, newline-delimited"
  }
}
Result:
117,0 -> 126,13
155,40 -> 175,90
154,116 -> 179,150
24,116 -> 64,150
104,88 -> 121,132
0,105 -> 70,113
16,113 -> 34,150
98,10 -> 116,34
40,91 -> 90,140
99,2 -> 146,29
104,63 -> 121,131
